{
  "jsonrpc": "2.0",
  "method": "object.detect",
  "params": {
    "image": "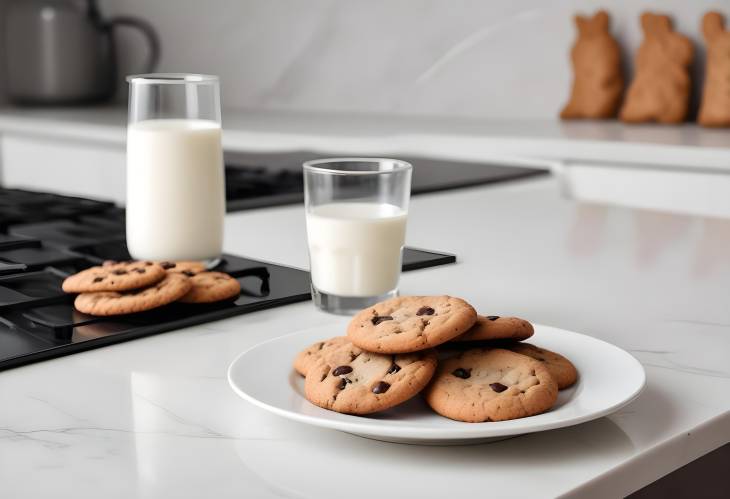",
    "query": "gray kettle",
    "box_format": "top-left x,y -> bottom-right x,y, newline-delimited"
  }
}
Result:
4,0 -> 159,104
